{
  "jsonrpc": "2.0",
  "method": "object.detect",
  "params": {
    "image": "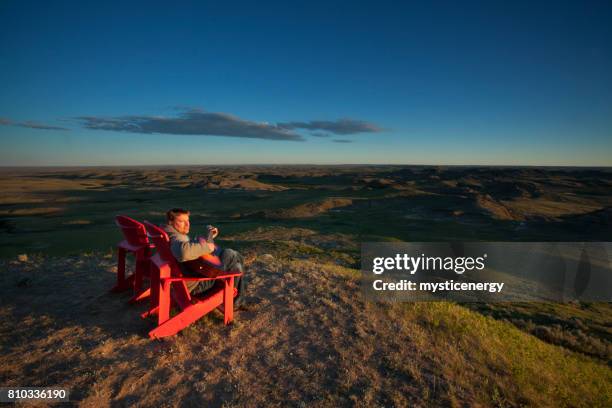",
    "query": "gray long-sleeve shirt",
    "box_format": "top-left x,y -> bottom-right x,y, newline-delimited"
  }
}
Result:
162,223 -> 212,262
